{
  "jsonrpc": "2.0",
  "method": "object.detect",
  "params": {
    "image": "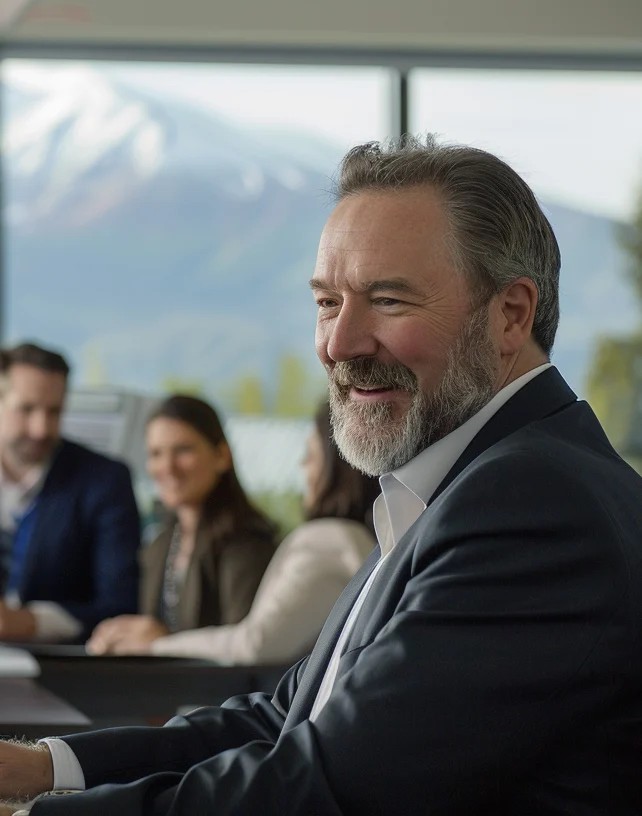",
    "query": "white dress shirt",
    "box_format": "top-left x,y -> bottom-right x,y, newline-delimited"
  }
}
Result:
310,363 -> 550,719
45,363 -> 550,790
